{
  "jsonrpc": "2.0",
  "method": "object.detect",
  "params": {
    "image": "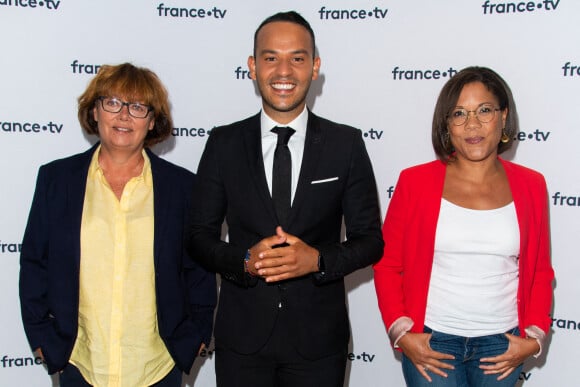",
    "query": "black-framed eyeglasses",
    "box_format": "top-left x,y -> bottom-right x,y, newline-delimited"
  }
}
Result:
97,96 -> 153,119
448,104 -> 501,126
